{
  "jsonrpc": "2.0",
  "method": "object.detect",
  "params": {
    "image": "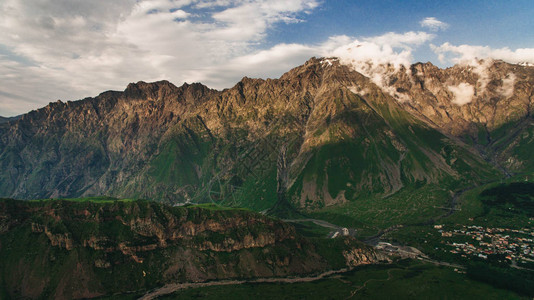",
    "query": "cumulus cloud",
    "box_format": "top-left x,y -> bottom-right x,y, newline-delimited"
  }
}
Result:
420,17 -> 449,31
432,42 -> 534,65
448,83 -> 474,105
0,0 -> 436,116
